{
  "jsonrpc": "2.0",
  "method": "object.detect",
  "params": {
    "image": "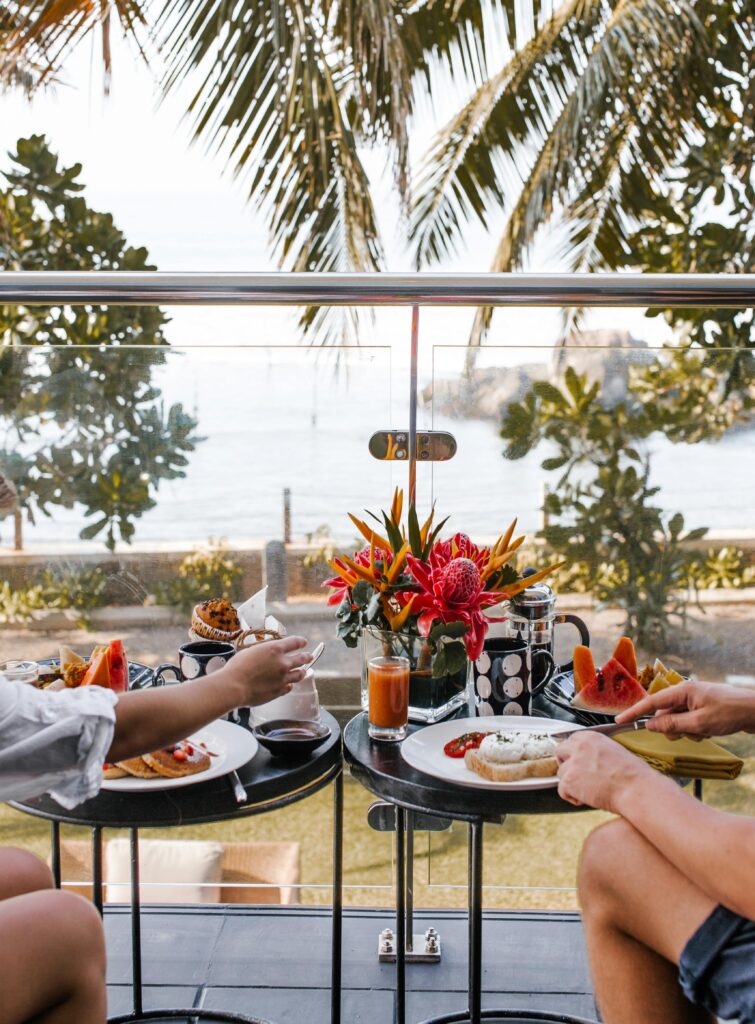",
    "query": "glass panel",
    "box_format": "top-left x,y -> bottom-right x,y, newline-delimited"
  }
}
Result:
427,323 -> 755,908
0,337 -> 396,904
